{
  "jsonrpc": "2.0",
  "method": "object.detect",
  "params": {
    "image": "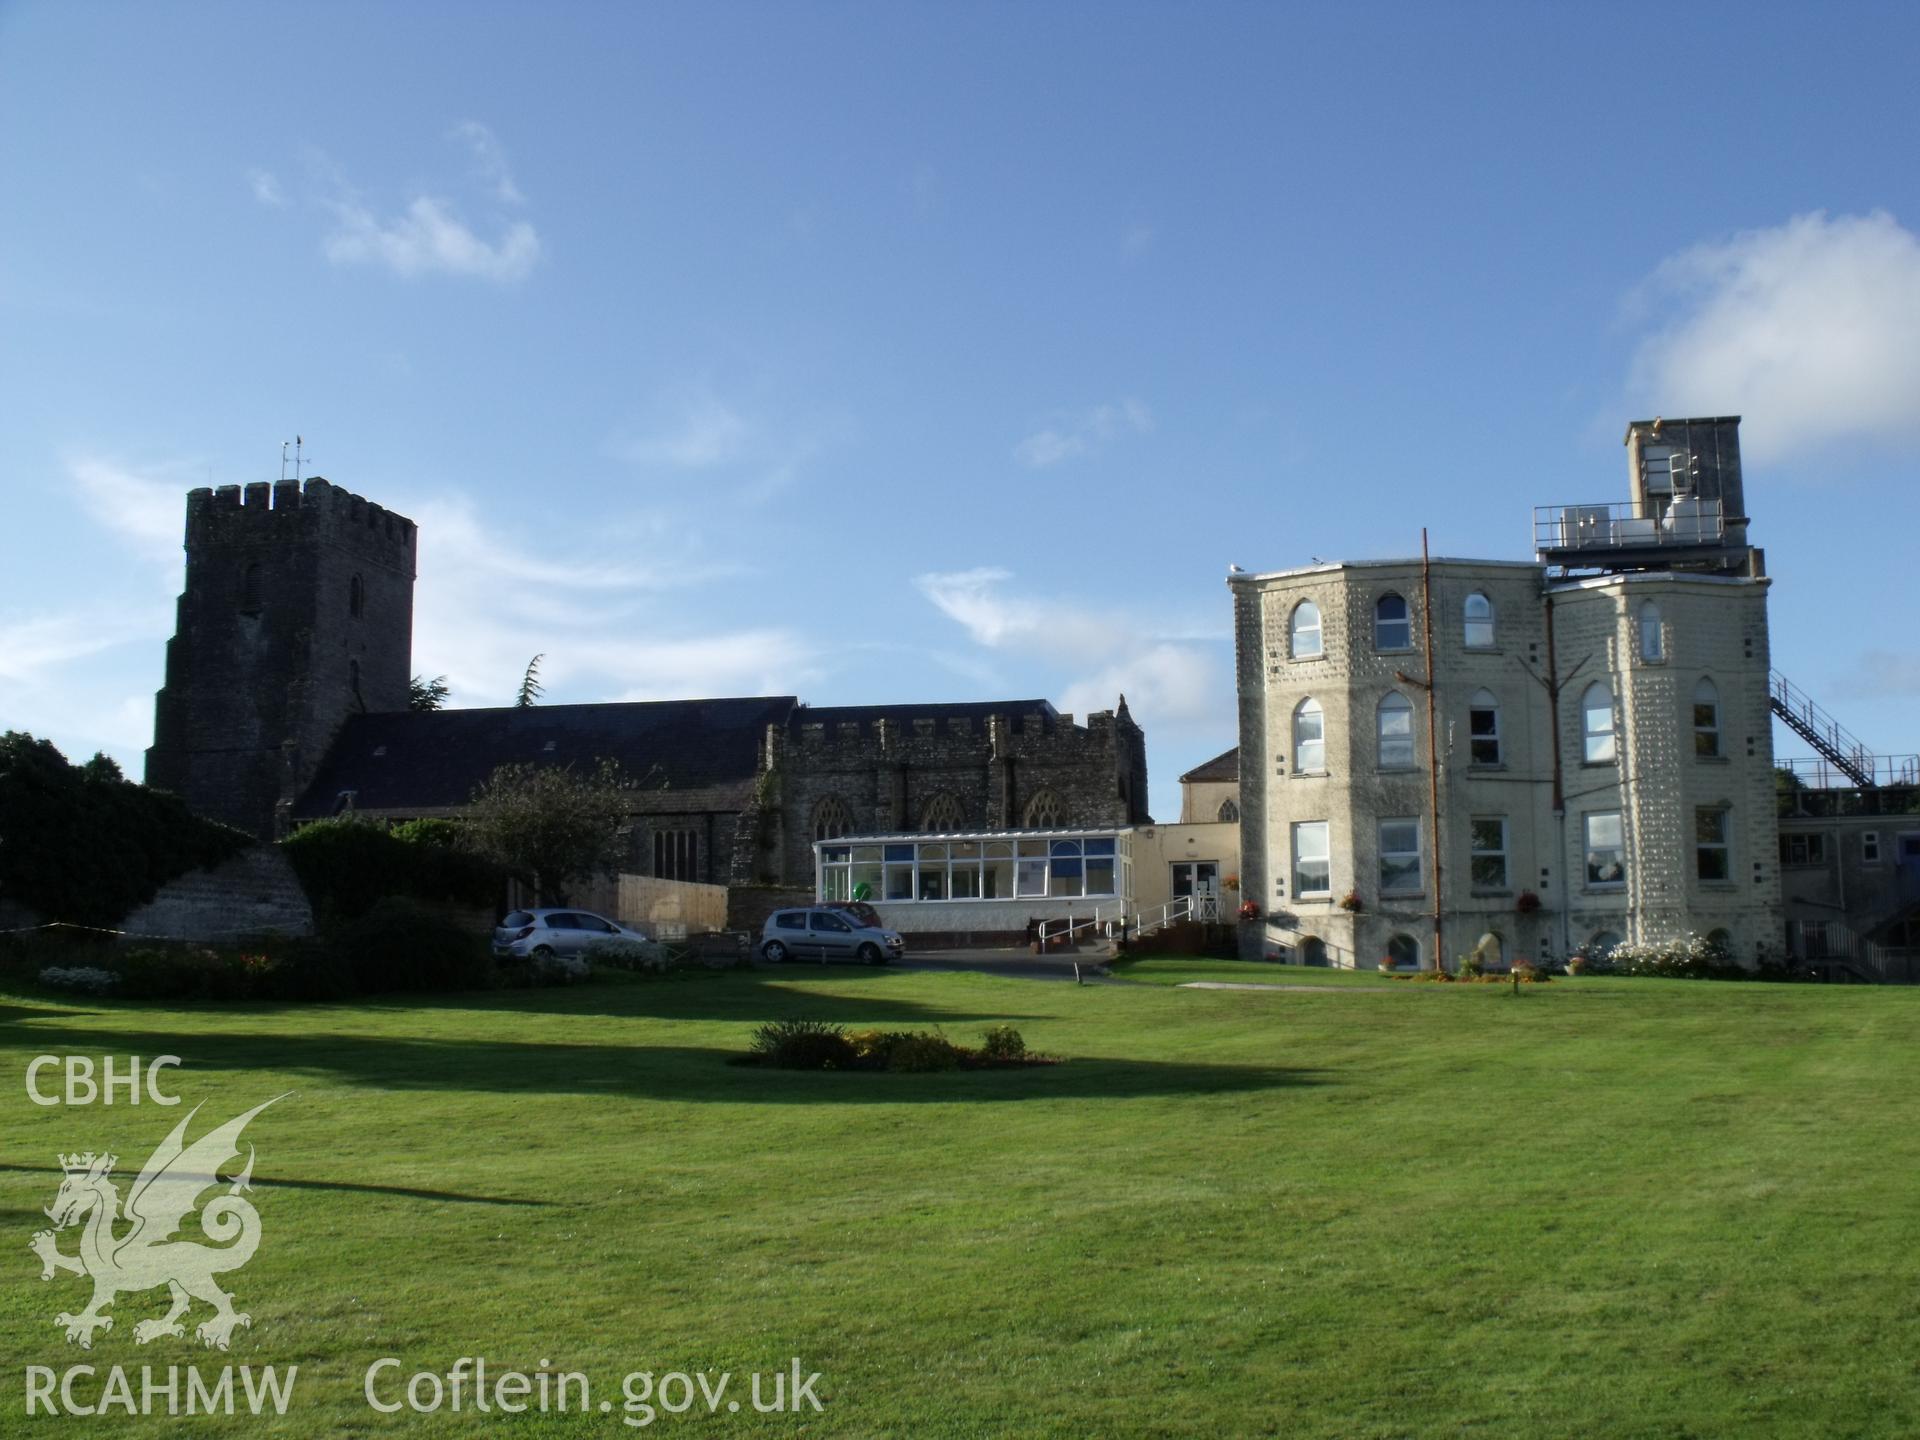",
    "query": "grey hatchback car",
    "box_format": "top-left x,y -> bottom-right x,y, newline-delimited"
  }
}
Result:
493,908 -> 649,960
760,907 -> 905,965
